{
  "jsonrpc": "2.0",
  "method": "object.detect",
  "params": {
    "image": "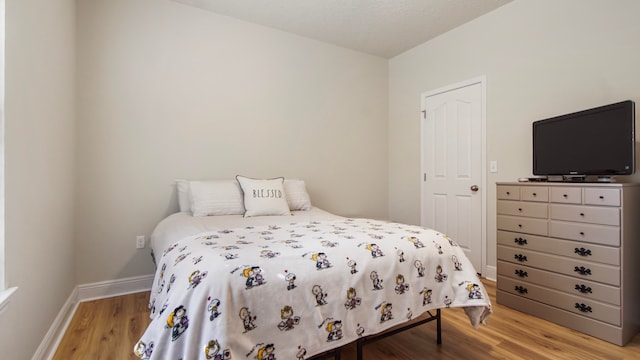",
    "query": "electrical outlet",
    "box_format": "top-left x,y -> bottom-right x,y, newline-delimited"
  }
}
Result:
136,235 -> 145,249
